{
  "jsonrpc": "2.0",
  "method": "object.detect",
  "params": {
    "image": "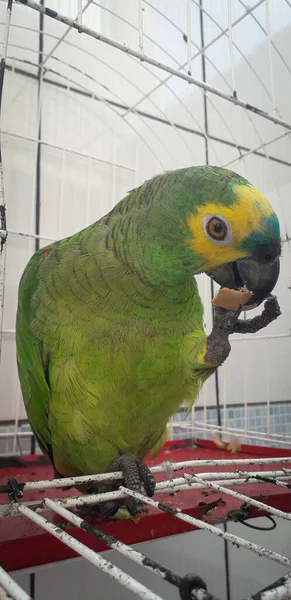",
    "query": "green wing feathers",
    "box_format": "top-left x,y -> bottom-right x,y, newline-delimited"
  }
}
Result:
16,249 -> 52,452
